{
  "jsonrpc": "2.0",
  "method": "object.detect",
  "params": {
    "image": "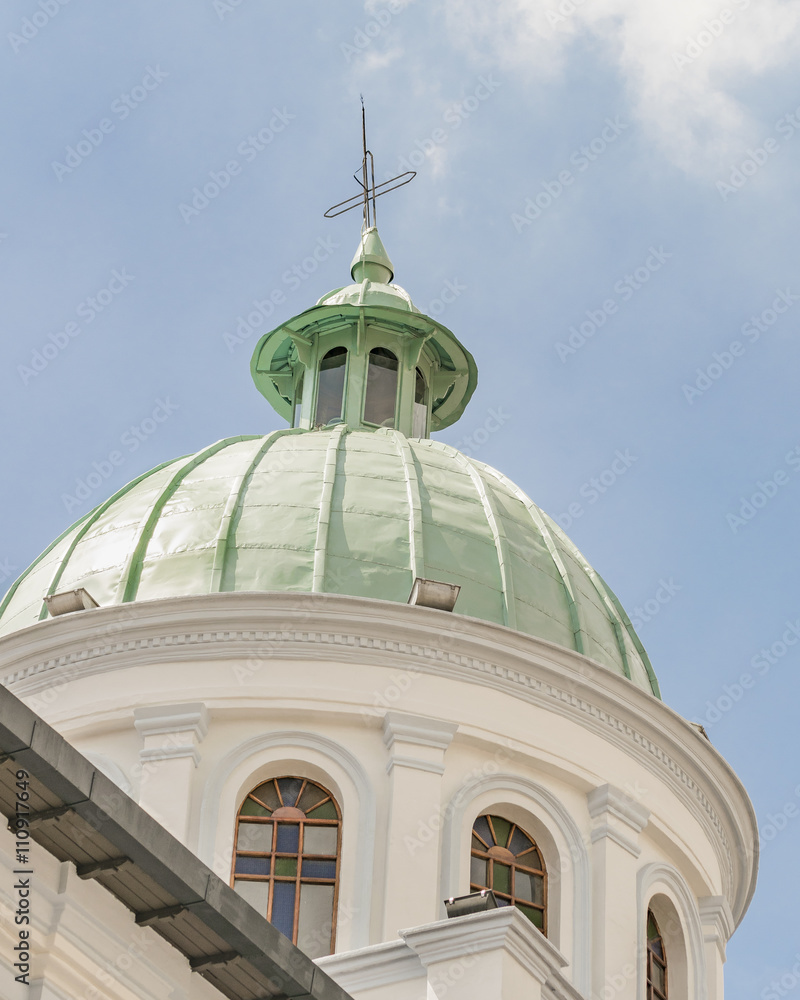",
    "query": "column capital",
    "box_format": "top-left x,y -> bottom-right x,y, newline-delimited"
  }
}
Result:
698,895 -> 735,961
133,702 -> 209,742
587,783 -> 650,858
